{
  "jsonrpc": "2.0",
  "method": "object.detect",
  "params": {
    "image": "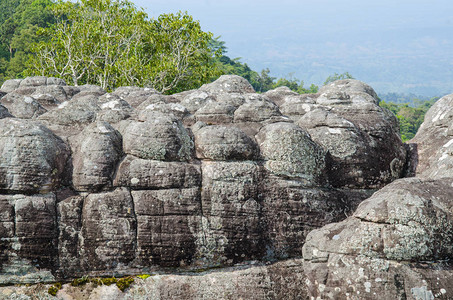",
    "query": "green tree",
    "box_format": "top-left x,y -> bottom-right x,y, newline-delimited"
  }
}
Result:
0,0 -> 54,81
323,71 -> 354,85
27,0 -> 219,93
255,68 -> 275,92
379,98 -> 438,142
145,12 -> 220,93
